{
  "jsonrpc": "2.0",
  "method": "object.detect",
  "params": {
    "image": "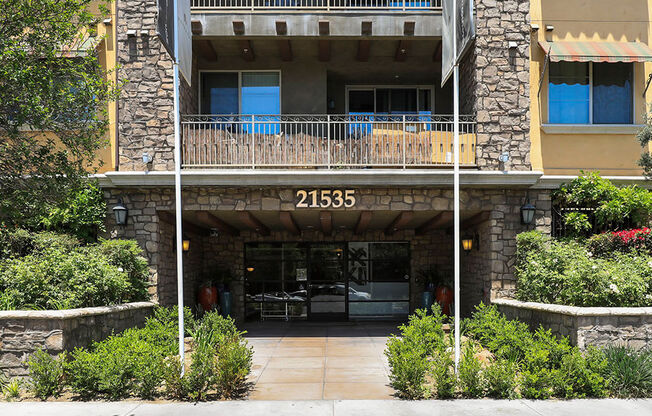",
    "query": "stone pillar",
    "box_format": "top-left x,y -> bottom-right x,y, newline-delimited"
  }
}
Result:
461,0 -> 531,171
